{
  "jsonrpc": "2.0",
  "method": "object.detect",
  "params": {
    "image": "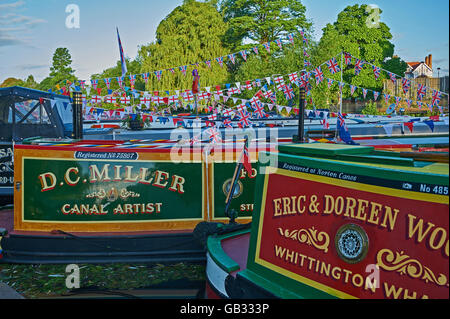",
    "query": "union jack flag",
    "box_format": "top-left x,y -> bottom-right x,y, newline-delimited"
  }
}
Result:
350,85 -> 357,96
402,78 -> 411,94
104,78 -> 111,89
372,65 -> 381,79
362,88 -> 368,99
313,66 -> 324,84
236,104 -> 247,113
241,81 -> 252,90
222,108 -> 234,117
252,102 -> 266,118
405,99 -> 413,108
216,57 -> 224,67
249,96 -> 260,107
179,65 -> 188,76
91,79 -> 98,89
394,96 -> 401,106
288,33 -> 295,45
154,70 -> 162,81
205,60 -> 212,68
304,60 -> 311,67
263,42 -> 270,53
344,52 -> 352,65
327,78 -> 334,89
228,53 -> 236,64
417,101 -> 423,109
427,103 -> 433,112
354,58 -> 364,75
417,84 -> 426,101
141,73 -> 149,84
275,38 -> 282,49
223,119 -> 232,128
338,112 -> 347,130
321,117 -> 330,129
238,111 -> 252,127
432,90 -> 441,106
326,57 -> 341,74
383,93 -> 390,104
116,76 -> 124,87
388,72 -> 396,83
303,49 -> 309,58
283,84 -> 295,100
129,75 -> 136,88
79,80 -> 86,89
373,91 -> 380,101
240,50 -> 247,61
252,46 -> 259,55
